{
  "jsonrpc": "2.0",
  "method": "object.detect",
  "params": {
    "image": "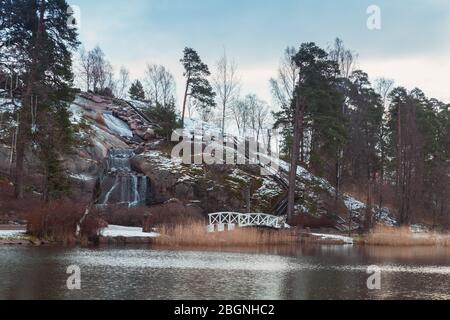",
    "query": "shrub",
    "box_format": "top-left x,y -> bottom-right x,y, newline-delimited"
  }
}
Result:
26,200 -> 85,244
